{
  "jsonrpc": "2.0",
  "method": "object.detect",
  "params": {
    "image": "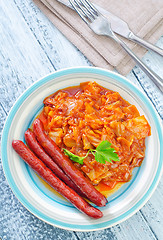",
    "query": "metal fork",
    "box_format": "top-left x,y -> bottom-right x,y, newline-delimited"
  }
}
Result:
69,0 -> 163,92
